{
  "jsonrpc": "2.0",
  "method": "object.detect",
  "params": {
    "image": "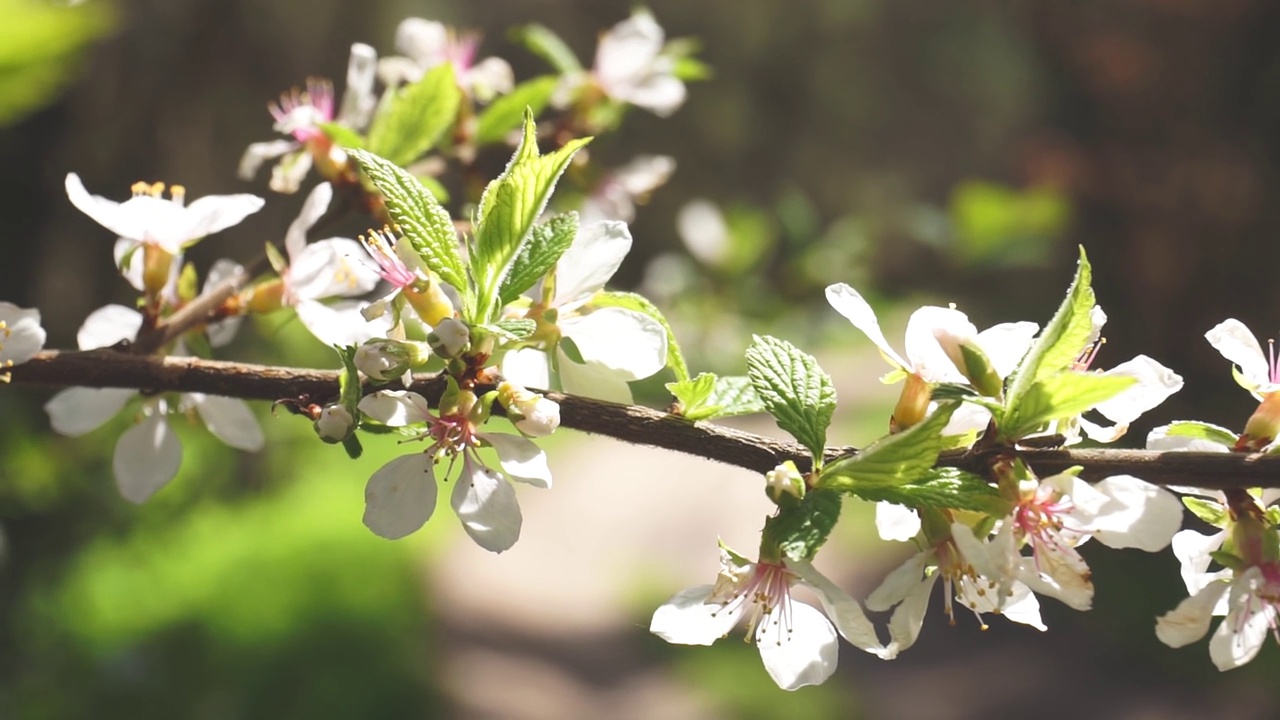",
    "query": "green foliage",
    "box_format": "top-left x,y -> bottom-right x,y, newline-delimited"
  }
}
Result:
1183,496 -> 1228,528
1001,371 -> 1135,440
595,290 -> 690,382
948,181 -> 1069,266
762,489 -> 843,562
318,121 -> 364,149
479,318 -> 538,342
510,24 -> 582,74
0,0 -> 113,127
668,374 -> 766,421
745,335 -> 837,460
1164,420 -> 1238,448
847,468 -> 1010,516
1004,247 -> 1095,419
347,149 -> 467,290
667,372 -> 718,420
498,211 -> 579,306
472,111 -> 590,320
365,64 -> 462,167
707,375 -> 766,417
474,75 -> 560,146
820,403 -> 958,489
